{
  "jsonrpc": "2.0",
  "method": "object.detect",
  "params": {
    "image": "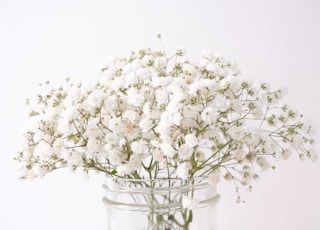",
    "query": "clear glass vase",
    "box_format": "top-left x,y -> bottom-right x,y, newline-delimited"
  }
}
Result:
103,177 -> 220,230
